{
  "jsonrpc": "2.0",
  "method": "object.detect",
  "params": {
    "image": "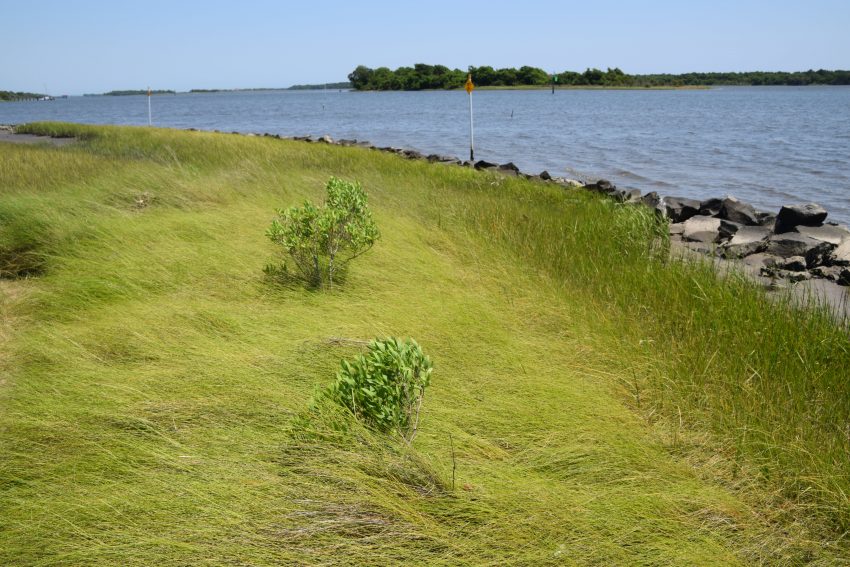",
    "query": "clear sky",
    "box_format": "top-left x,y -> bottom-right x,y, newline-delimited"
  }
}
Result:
2,0 -> 849,94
